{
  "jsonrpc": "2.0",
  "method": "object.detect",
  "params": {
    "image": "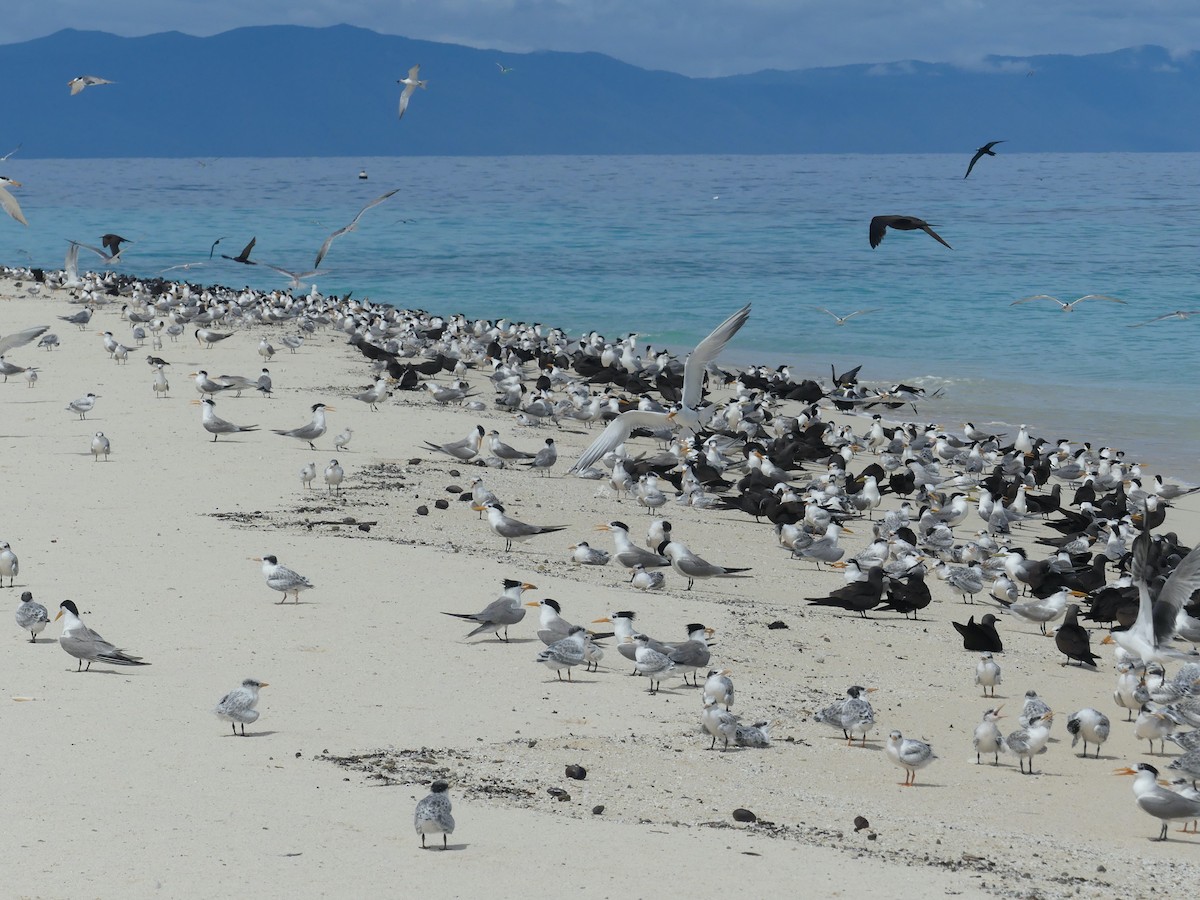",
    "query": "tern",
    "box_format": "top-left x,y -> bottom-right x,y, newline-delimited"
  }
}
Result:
15,591 -> 48,642
1127,310 -> 1200,327
658,539 -> 750,591
314,189 -> 399,268
0,542 -> 17,587
193,398 -> 258,441
1066,708 -> 1110,759
535,625 -> 587,681
442,579 -> 535,641
422,425 -> 484,461
55,600 -> 148,671
1102,533 -> 1200,664
254,555 -> 313,603
214,679 -> 268,736
475,502 -> 566,552
68,75 -> 114,95
272,403 -> 333,450
0,177 -> 26,226
817,307 -> 877,325
1115,763 -> 1200,841
65,392 -> 98,420
397,64 -> 427,120
0,325 -> 49,355
886,731 -> 936,786
90,431 -> 110,461
414,781 -> 454,850
570,304 -> 750,473
1010,294 -> 1125,311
